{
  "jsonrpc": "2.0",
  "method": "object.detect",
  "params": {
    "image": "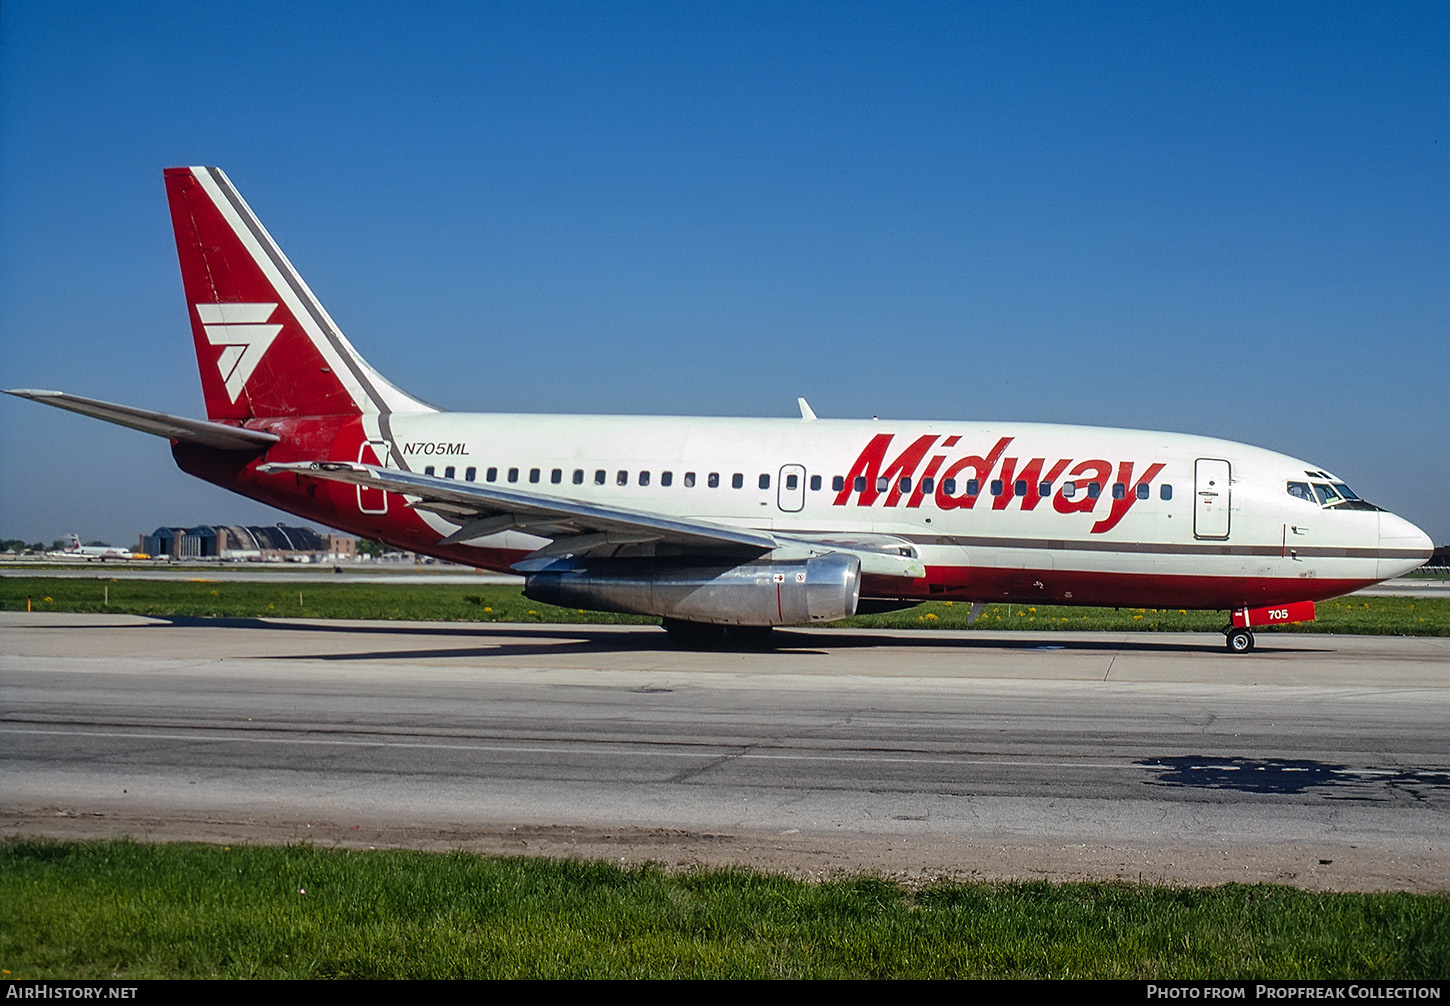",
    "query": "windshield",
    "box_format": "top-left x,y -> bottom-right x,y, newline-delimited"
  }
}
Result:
1289,479 -> 1382,511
